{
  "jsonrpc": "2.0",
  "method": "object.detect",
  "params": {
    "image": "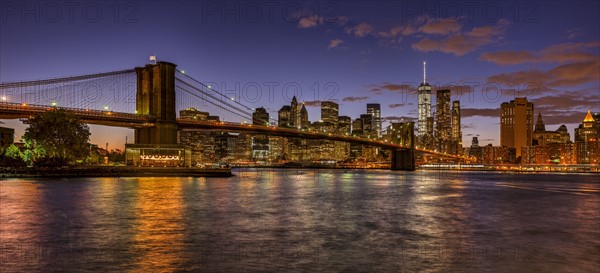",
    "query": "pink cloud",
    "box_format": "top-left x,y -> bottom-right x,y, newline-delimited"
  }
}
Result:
328,38 -> 344,49
298,15 -> 324,28
411,19 -> 509,56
